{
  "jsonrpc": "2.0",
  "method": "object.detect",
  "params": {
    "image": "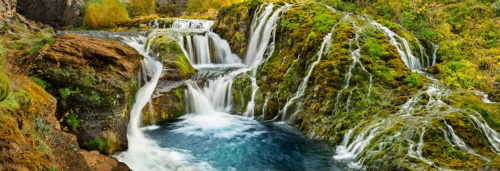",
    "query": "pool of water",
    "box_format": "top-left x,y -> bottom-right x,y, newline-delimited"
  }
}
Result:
141,111 -> 348,171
